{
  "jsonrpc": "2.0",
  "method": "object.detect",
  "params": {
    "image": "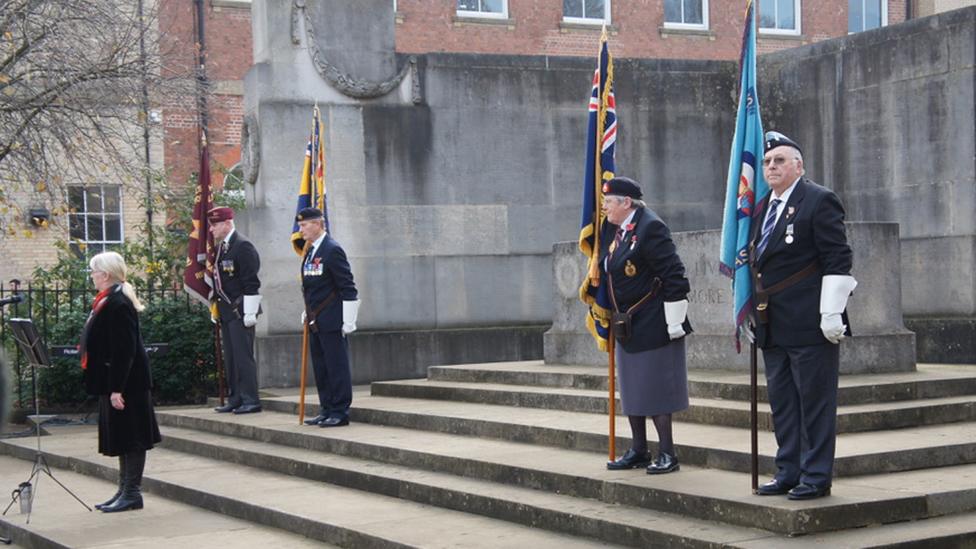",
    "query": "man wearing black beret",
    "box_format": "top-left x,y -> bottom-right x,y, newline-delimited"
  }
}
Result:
747,131 -> 856,500
295,208 -> 360,427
